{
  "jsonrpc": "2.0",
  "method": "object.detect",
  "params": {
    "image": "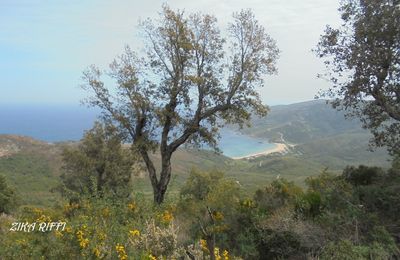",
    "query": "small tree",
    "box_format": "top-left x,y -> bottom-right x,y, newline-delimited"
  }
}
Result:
61,122 -> 133,198
178,169 -> 242,260
315,0 -> 400,155
81,5 -> 279,204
